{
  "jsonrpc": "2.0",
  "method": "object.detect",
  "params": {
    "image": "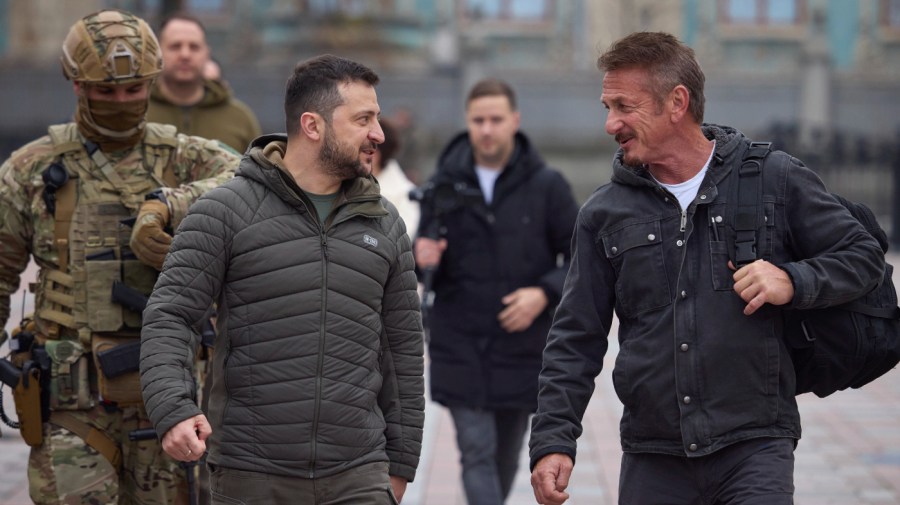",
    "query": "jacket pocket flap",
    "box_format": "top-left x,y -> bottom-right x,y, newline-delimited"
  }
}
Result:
602,221 -> 662,259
